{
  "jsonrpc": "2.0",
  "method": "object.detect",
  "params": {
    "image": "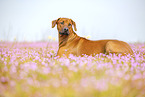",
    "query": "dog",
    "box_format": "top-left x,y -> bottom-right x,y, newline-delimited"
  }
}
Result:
52,18 -> 133,57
